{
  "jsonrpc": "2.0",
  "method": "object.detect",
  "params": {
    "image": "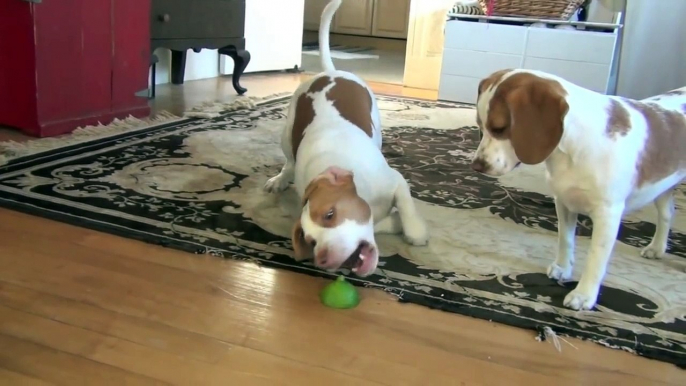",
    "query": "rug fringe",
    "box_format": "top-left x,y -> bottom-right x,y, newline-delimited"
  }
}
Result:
0,92 -> 291,167
0,111 -> 181,166
183,92 -> 291,118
